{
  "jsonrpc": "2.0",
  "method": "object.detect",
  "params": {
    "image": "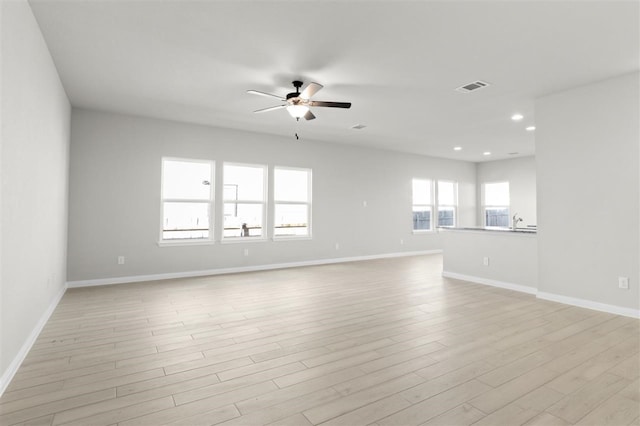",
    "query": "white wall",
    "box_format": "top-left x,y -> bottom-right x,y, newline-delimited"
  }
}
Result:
442,229 -> 538,292
0,0 -> 71,391
477,156 -> 537,227
536,72 -> 639,313
67,109 -> 477,283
